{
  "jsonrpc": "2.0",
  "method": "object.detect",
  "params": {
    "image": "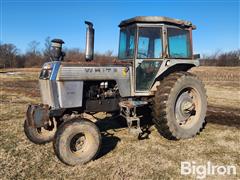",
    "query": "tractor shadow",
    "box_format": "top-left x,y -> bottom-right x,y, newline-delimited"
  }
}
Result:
95,116 -> 122,159
95,106 -> 154,159
95,105 -> 240,159
206,105 -> 240,129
